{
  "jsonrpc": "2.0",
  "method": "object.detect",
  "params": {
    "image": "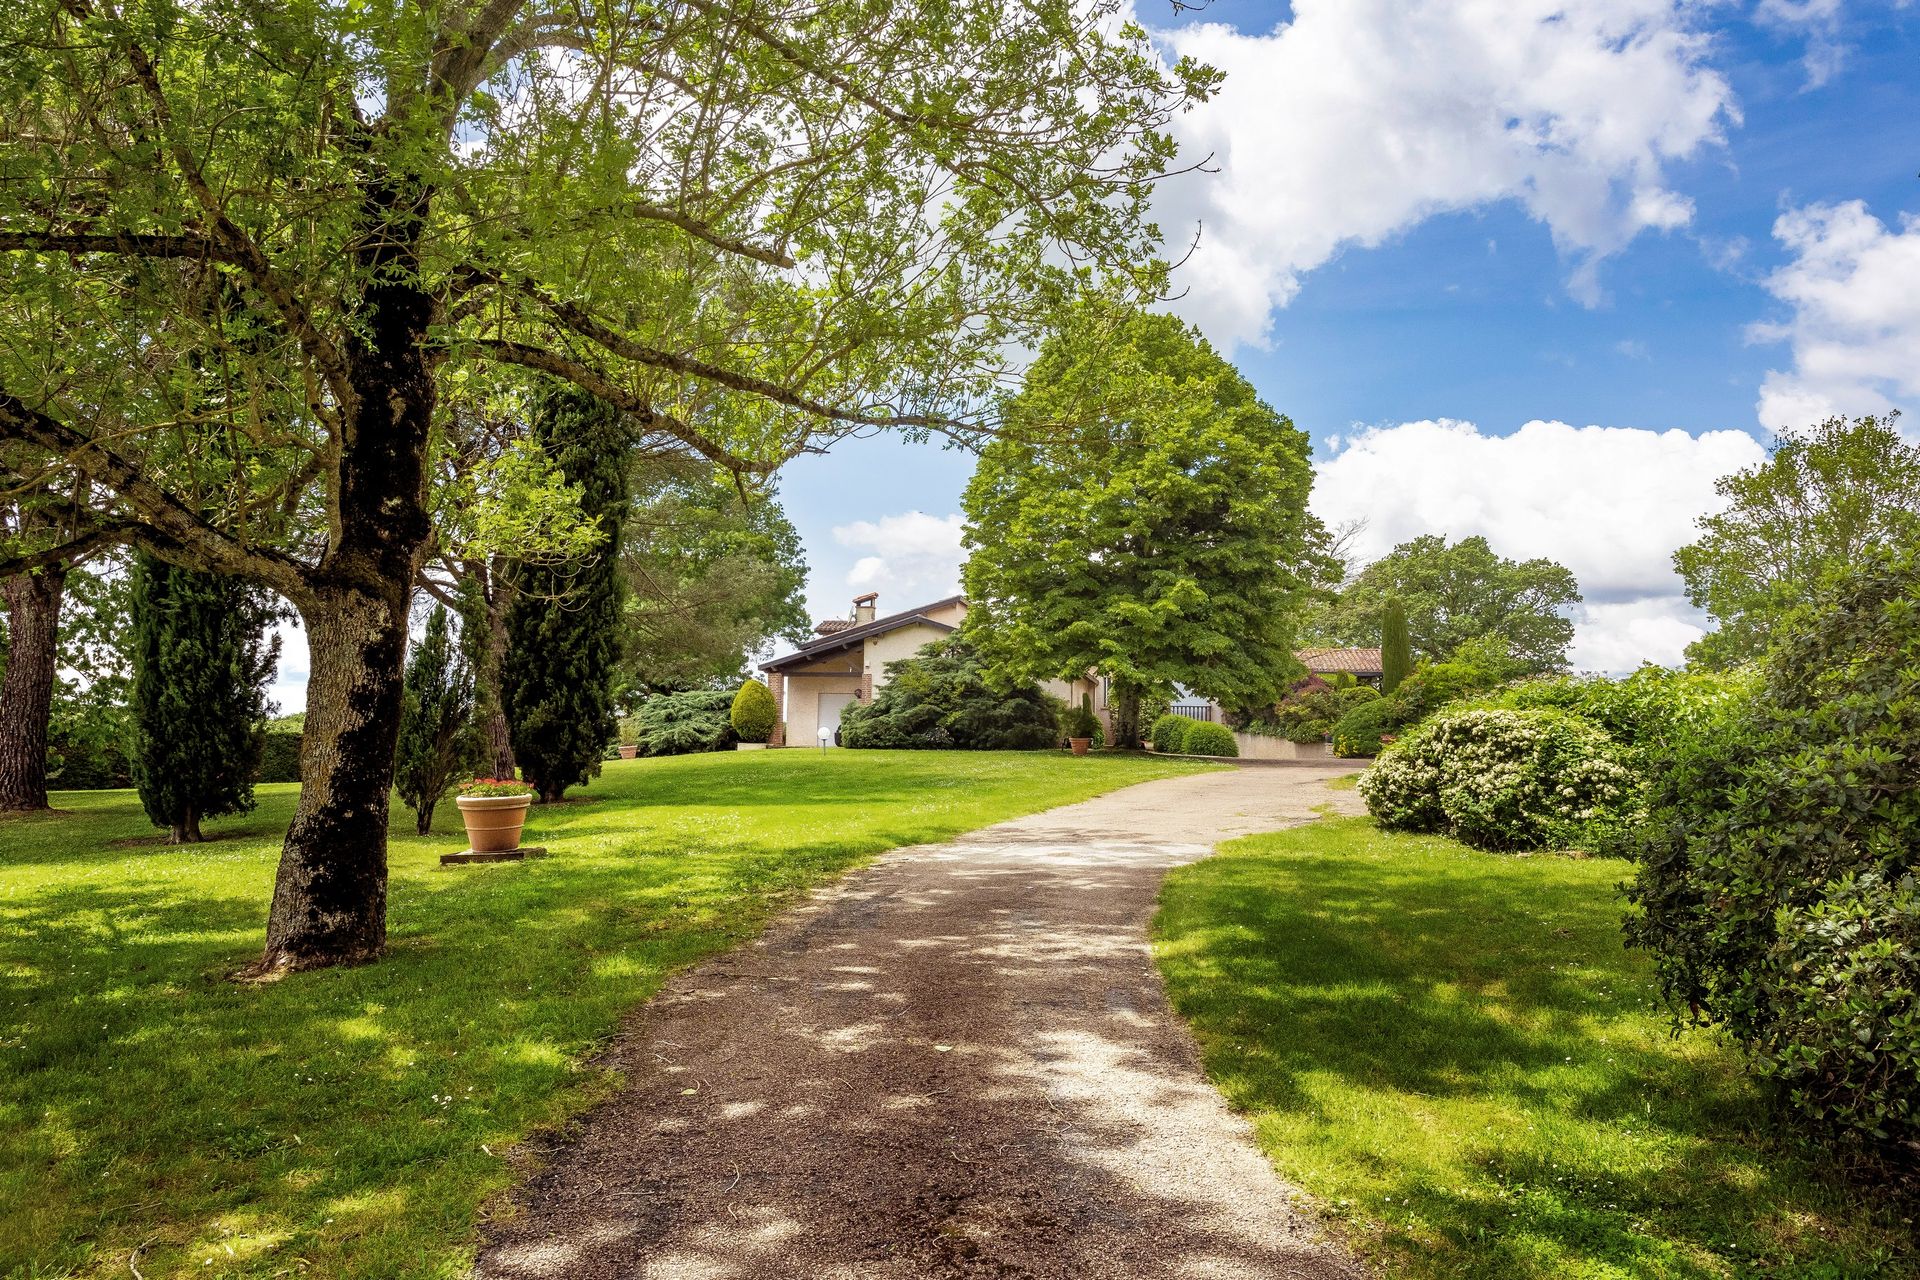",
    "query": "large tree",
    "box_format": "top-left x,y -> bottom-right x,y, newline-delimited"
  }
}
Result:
619,459 -> 810,695
962,307 -> 1317,747
502,386 -> 627,802
128,554 -> 278,843
1309,535 -> 1581,673
1674,414 -> 1920,669
0,1 -> 1200,971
